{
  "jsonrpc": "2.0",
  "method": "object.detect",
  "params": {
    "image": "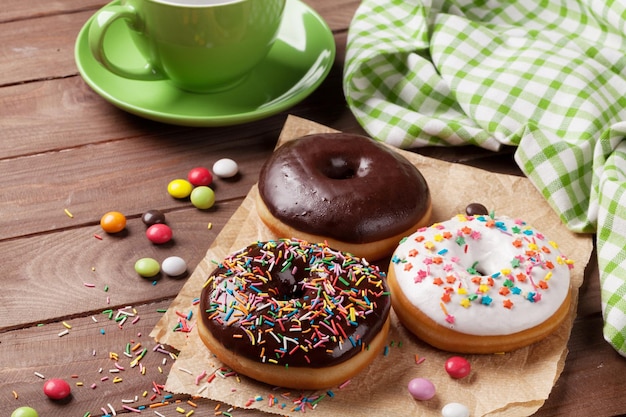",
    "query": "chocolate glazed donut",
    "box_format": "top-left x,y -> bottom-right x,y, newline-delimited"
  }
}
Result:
256,133 -> 432,260
197,239 -> 392,389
